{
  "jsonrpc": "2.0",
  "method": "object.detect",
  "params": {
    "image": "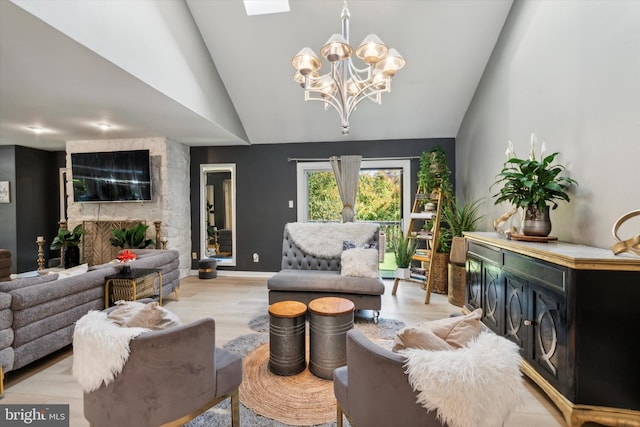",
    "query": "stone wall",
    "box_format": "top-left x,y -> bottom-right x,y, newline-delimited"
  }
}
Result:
65,138 -> 191,278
